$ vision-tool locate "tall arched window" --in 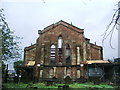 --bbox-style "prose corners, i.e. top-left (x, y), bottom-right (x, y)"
top-left (66, 44), bottom-right (70, 64)
top-left (58, 36), bottom-right (63, 48)
top-left (50, 44), bottom-right (56, 64)
top-left (58, 35), bottom-right (63, 63)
